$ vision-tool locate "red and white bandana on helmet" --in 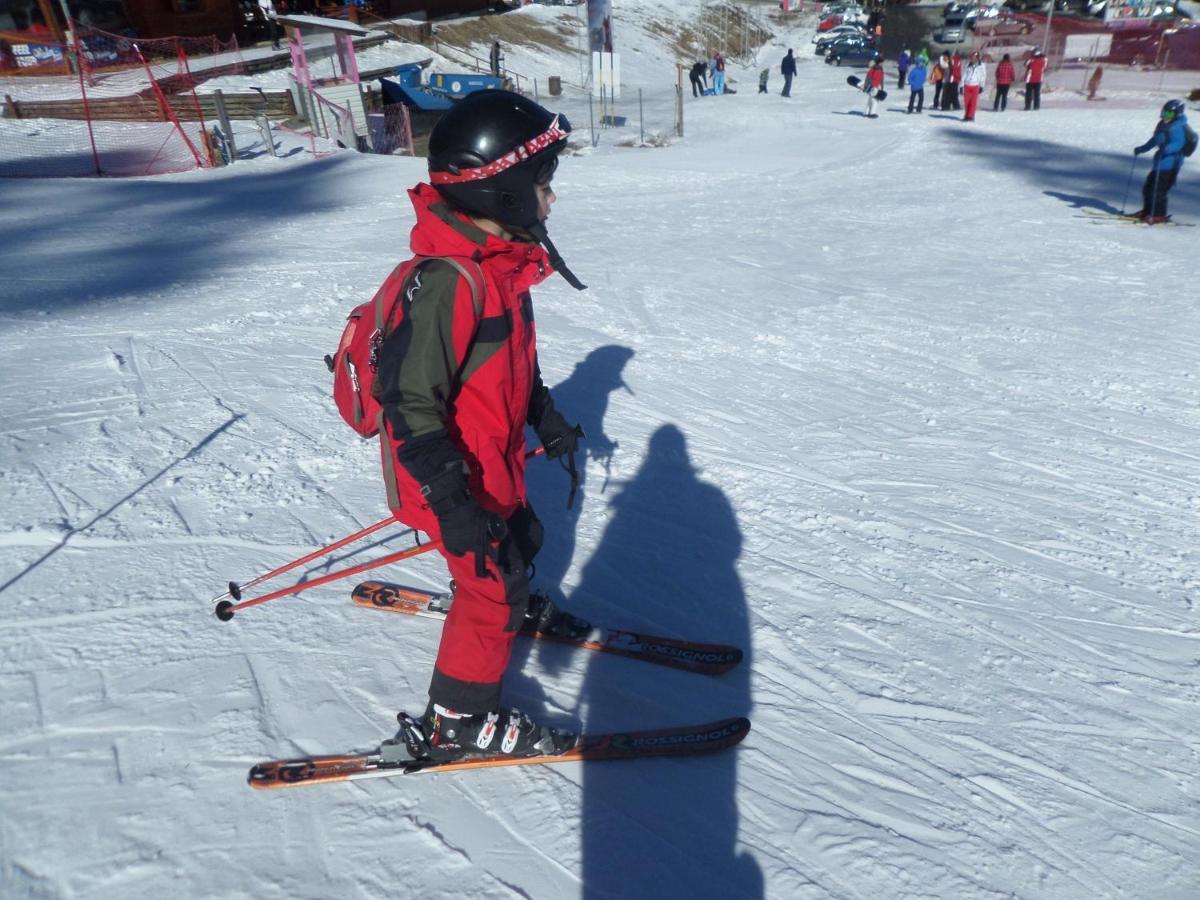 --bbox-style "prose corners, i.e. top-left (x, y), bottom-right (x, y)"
top-left (430, 116), bottom-right (569, 185)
